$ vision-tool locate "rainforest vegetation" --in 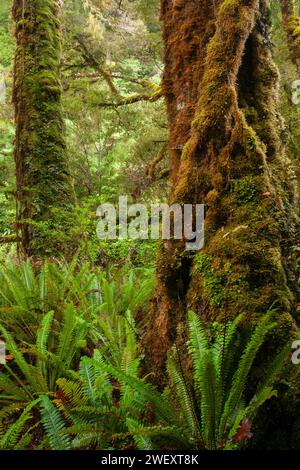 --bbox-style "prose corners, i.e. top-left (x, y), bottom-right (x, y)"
top-left (0, 0), bottom-right (299, 451)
